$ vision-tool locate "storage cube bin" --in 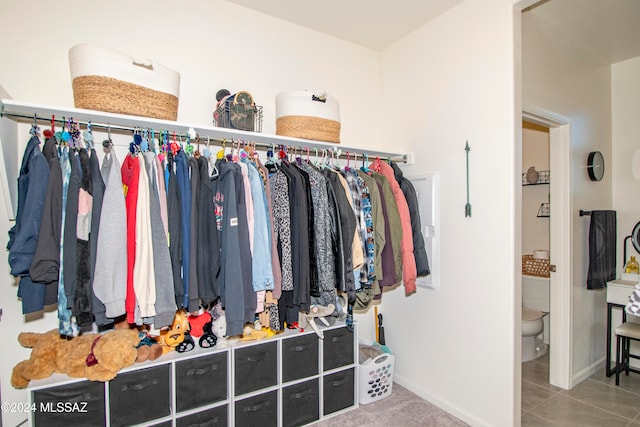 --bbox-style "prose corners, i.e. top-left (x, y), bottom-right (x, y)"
top-left (234, 390), bottom-right (278, 427)
top-left (282, 333), bottom-right (319, 382)
top-left (175, 352), bottom-right (228, 412)
top-left (234, 341), bottom-right (277, 396)
top-left (323, 326), bottom-right (354, 371)
top-left (323, 368), bottom-right (355, 415)
top-left (358, 353), bottom-right (395, 404)
top-left (176, 405), bottom-right (228, 427)
top-left (32, 380), bottom-right (105, 427)
top-left (108, 364), bottom-right (170, 426)
top-left (69, 43), bottom-right (180, 120)
top-left (282, 378), bottom-right (319, 427)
